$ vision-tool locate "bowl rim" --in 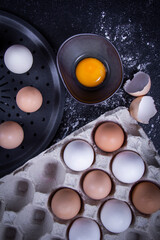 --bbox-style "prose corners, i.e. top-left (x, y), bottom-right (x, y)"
top-left (56, 33), bottom-right (123, 105)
